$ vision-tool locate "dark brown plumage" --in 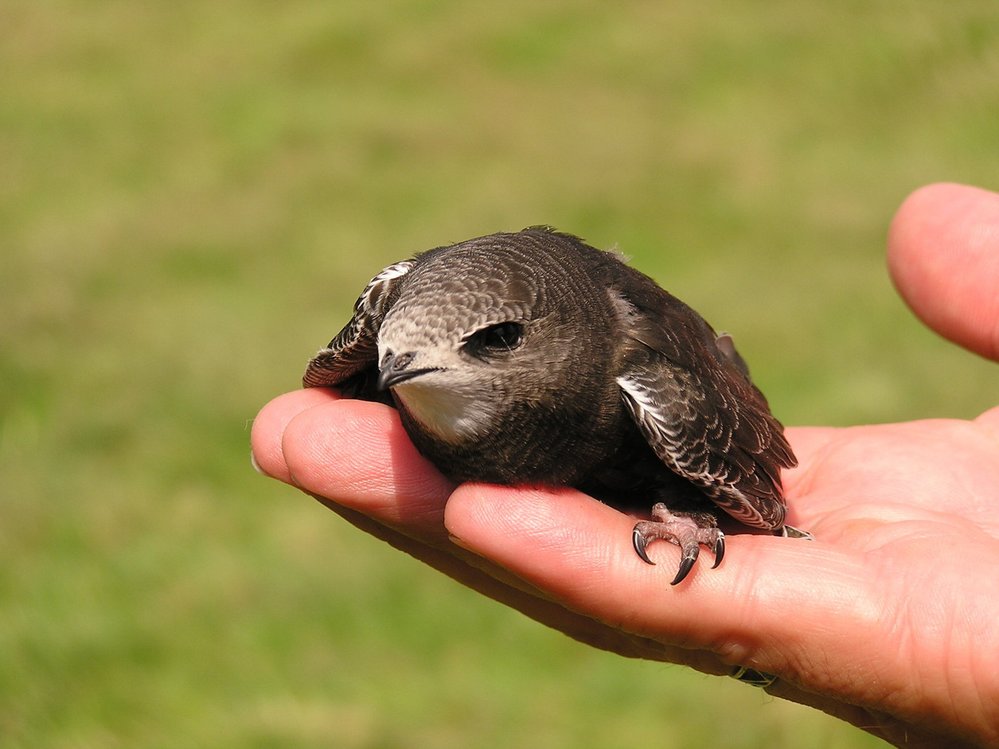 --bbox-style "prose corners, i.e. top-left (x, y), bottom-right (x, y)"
top-left (304, 228), bottom-right (805, 584)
